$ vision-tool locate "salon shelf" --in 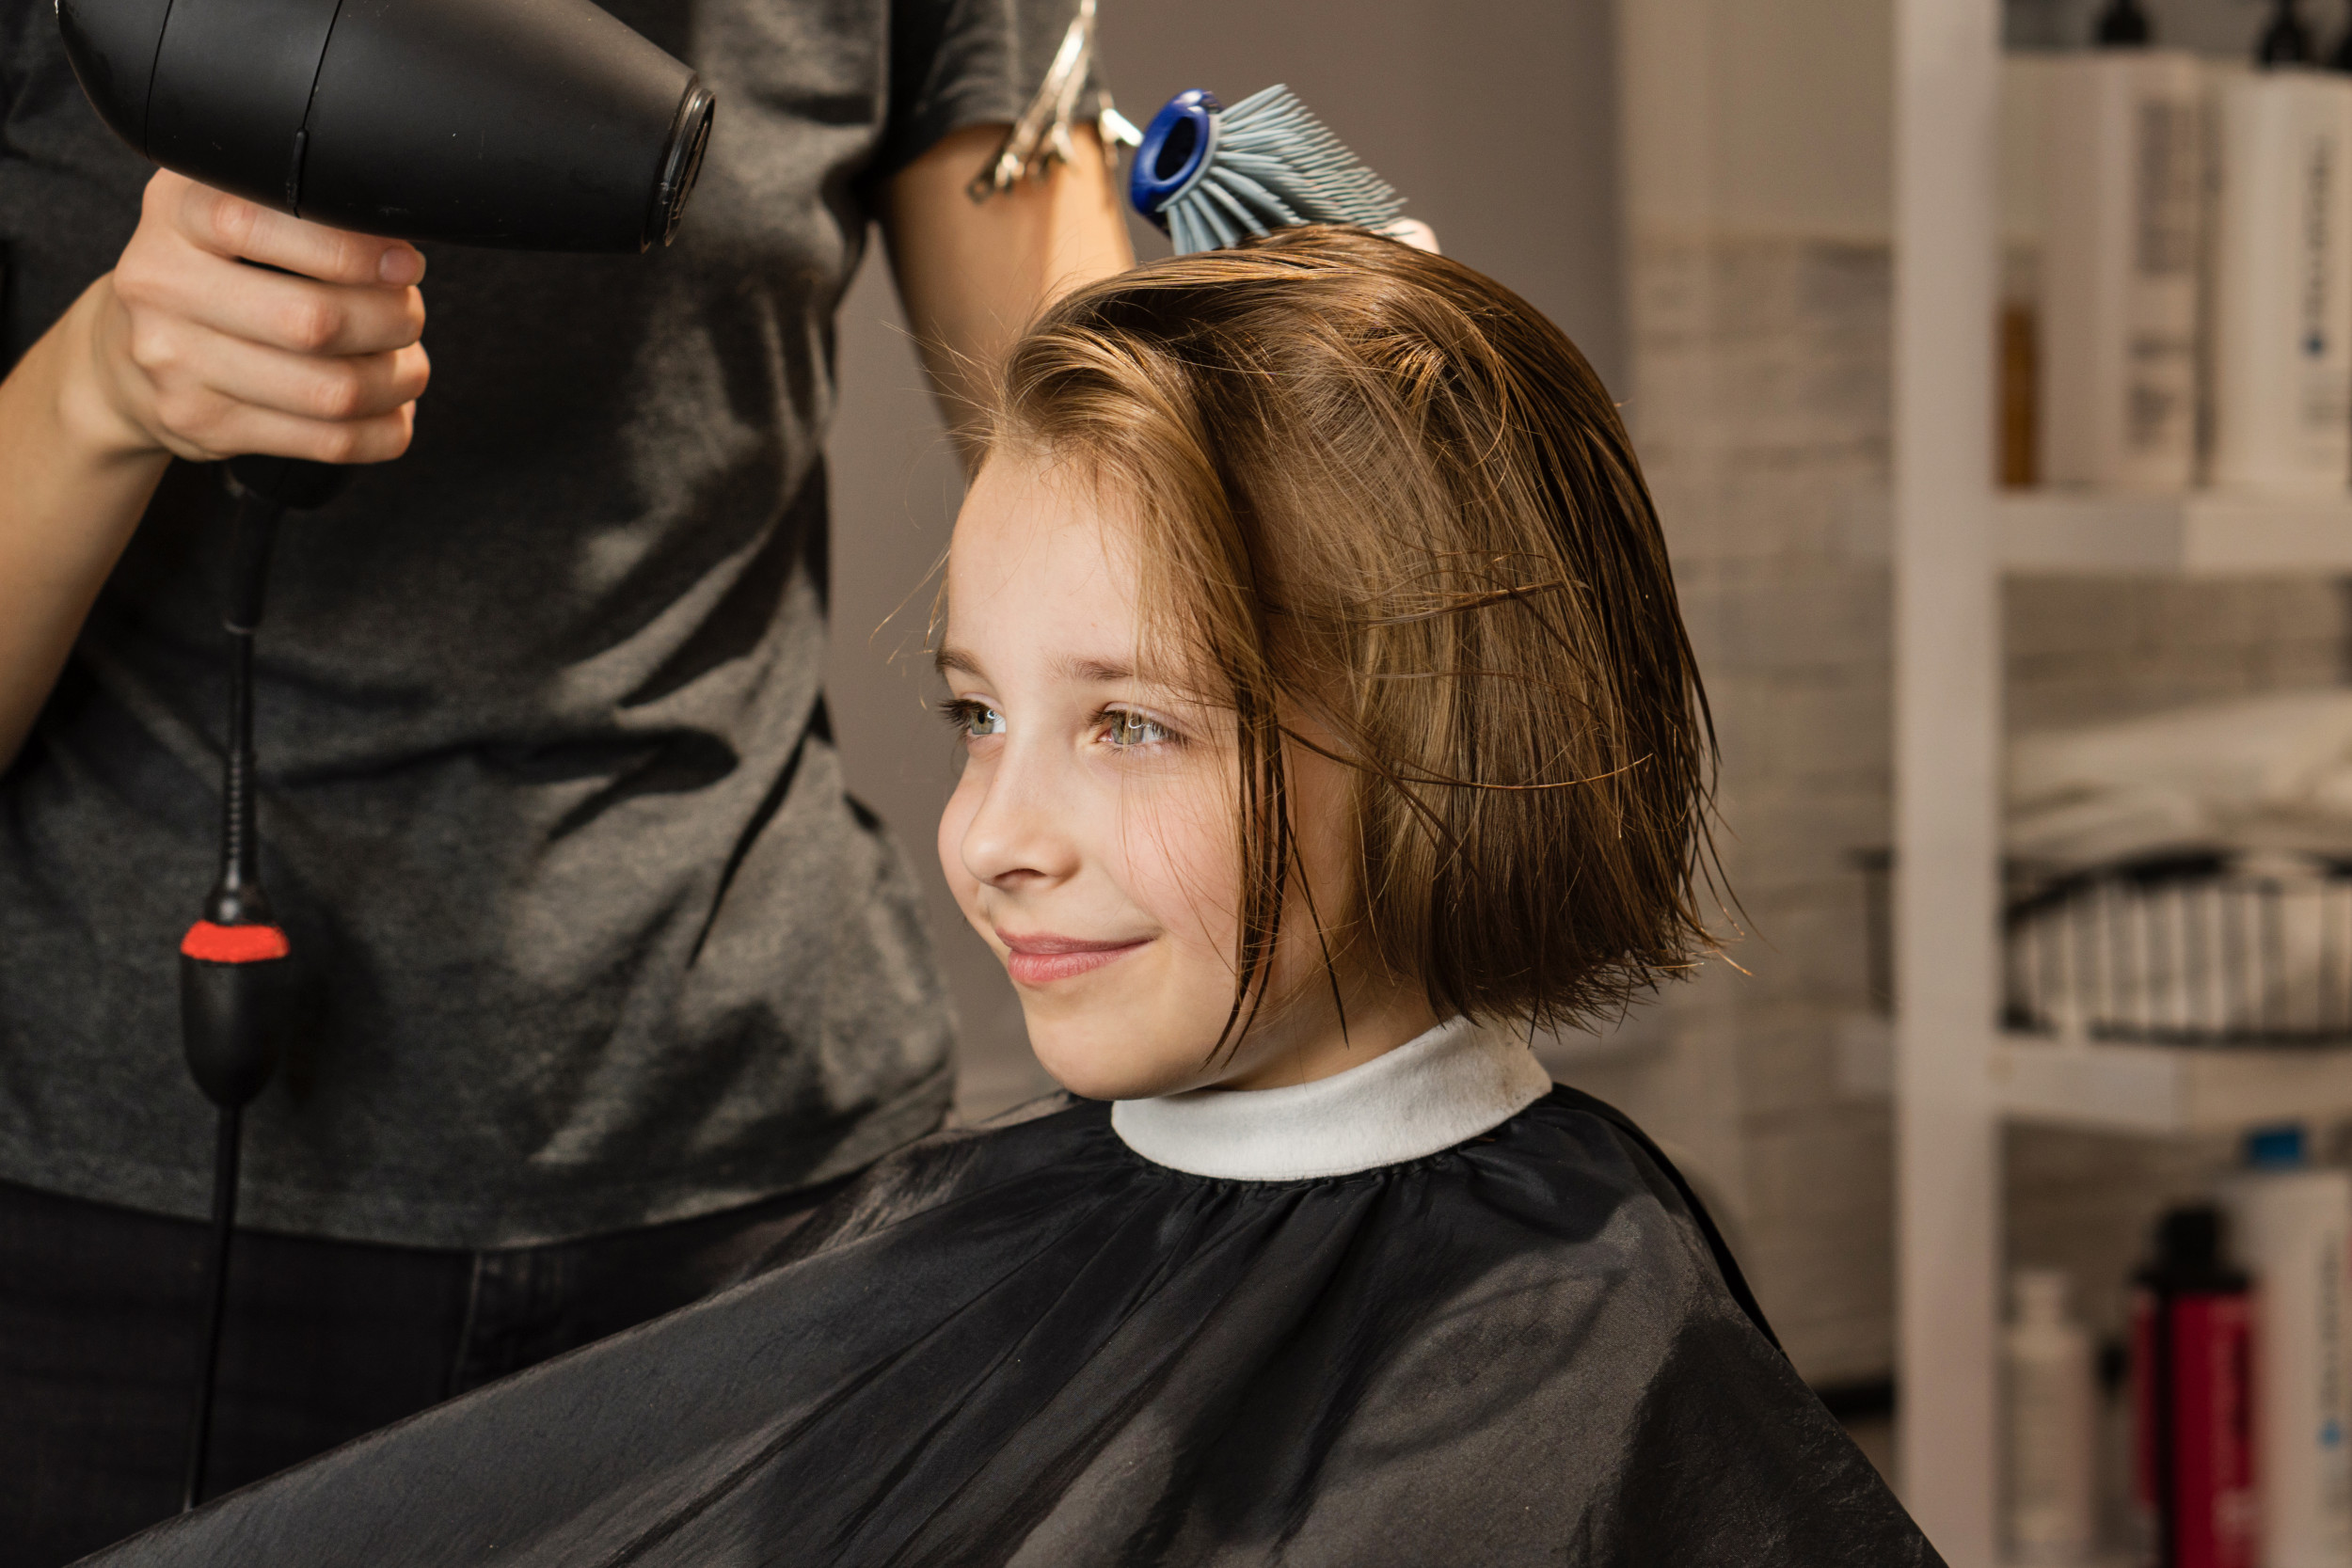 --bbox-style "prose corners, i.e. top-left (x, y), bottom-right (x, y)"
top-left (1992, 1030), bottom-right (2352, 1135)
top-left (1872, 16), bottom-right (2352, 1555)
top-left (1998, 490), bottom-right (2352, 576)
